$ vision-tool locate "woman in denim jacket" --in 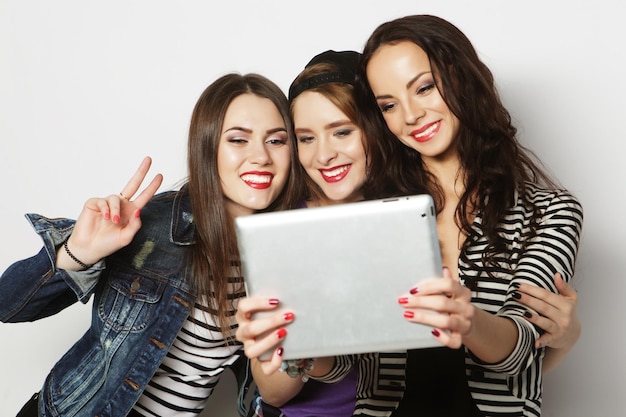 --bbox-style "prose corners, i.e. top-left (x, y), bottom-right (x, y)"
top-left (0, 72), bottom-right (303, 417)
